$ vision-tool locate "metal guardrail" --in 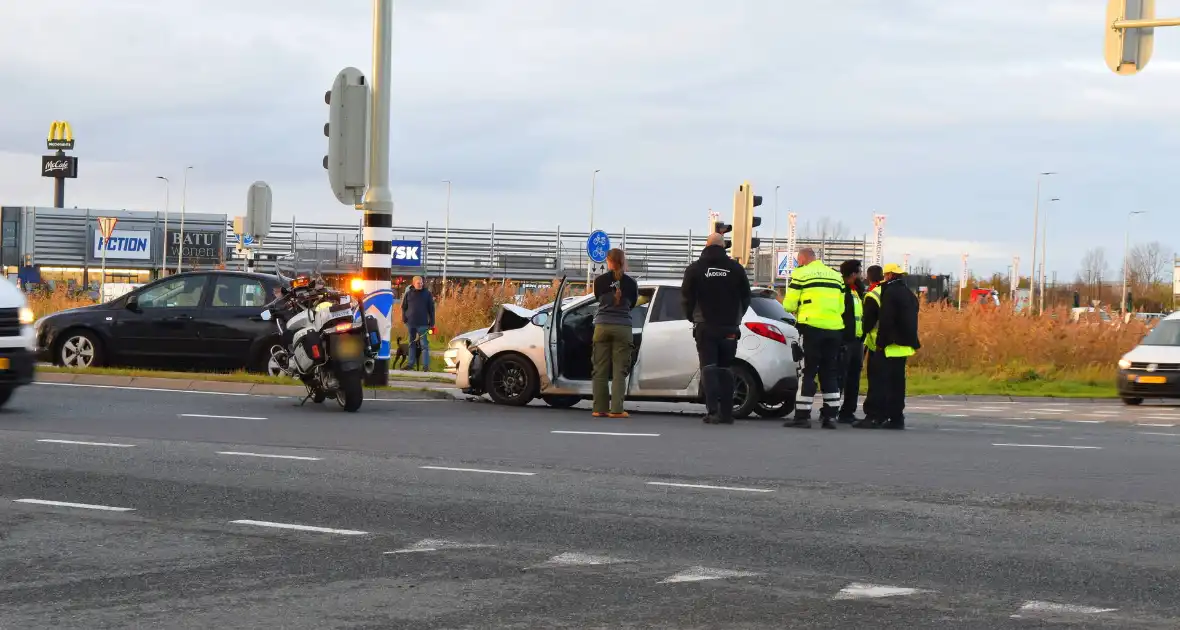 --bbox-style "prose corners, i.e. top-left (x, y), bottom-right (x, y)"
top-left (228, 220), bottom-right (868, 282)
